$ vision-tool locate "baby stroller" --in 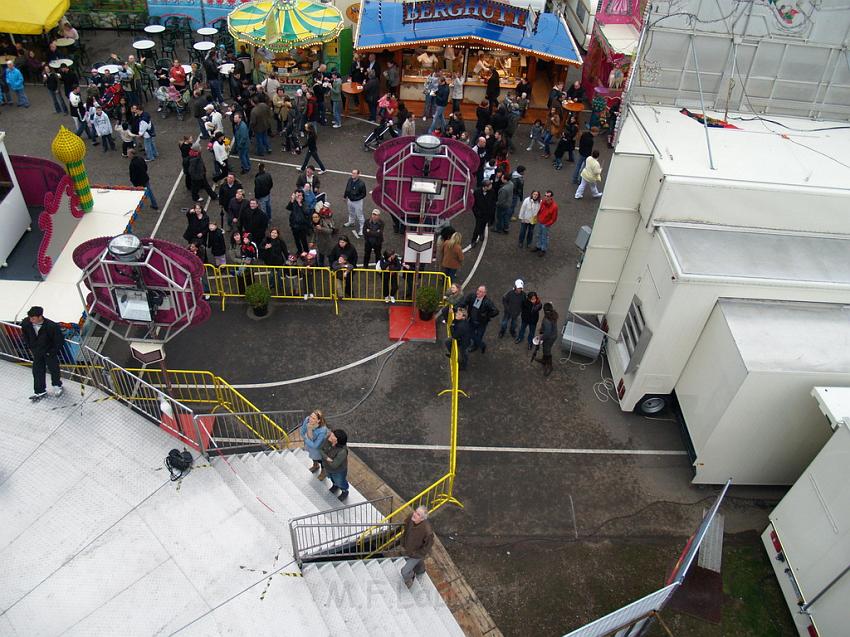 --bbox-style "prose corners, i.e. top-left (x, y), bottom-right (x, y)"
top-left (363, 118), bottom-right (398, 151)
top-left (98, 82), bottom-right (124, 120)
top-left (156, 84), bottom-right (190, 120)
top-left (282, 116), bottom-right (302, 155)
